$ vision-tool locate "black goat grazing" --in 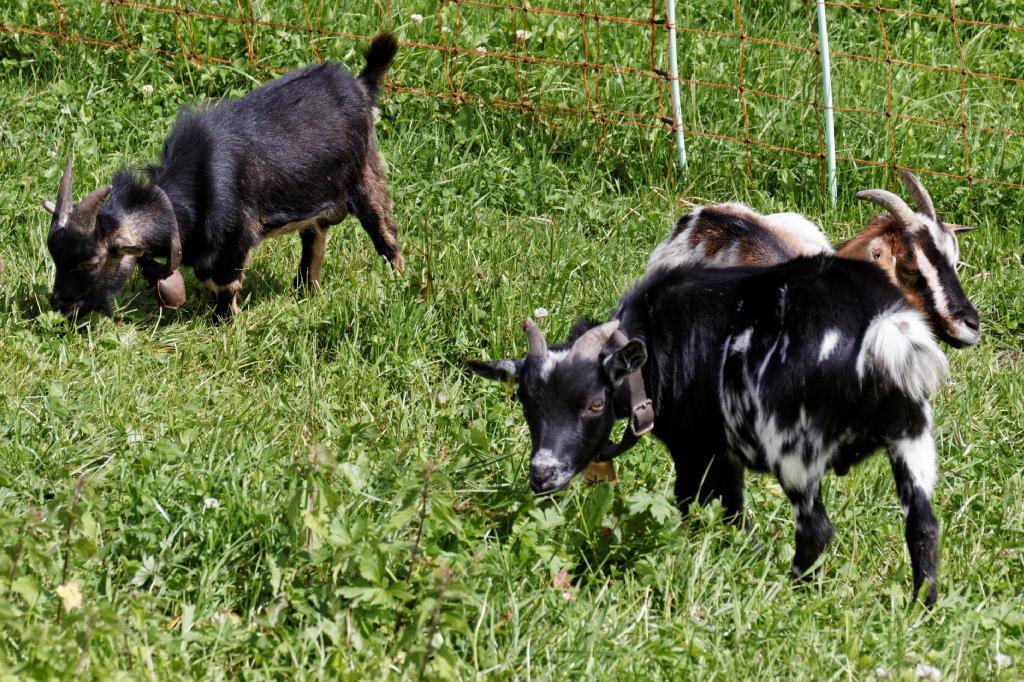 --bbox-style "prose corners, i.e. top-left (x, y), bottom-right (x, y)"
top-left (43, 34), bottom-right (403, 319)
top-left (470, 255), bottom-right (950, 605)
